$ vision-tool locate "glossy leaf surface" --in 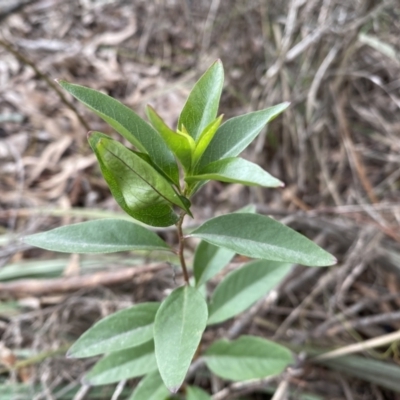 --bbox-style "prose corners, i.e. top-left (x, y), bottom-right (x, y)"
top-left (178, 60), bottom-right (224, 141)
top-left (204, 336), bottom-right (293, 381)
top-left (68, 303), bottom-right (160, 358)
top-left (84, 340), bottom-right (157, 385)
top-left (190, 213), bottom-right (336, 267)
top-left (129, 370), bottom-right (170, 400)
top-left (187, 386), bottom-right (211, 400)
top-left (208, 260), bottom-right (292, 325)
top-left (24, 219), bottom-right (170, 253)
top-left (154, 286), bottom-right (208, 392)
top-left (197, 103), bottom-right (290, 169)
top-left (89, 132), bottom-right (191, 226)
top-left (146, 105), bottom-right (194, 171)
top-left (59, 81), bottom-right (179, 185)
top-left (187, 157), bottom-right (283, 187)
